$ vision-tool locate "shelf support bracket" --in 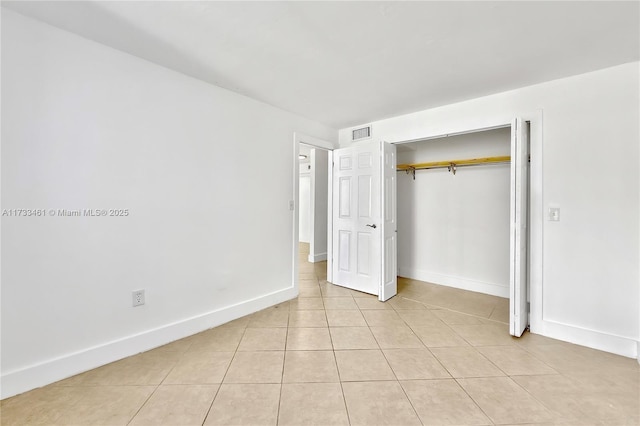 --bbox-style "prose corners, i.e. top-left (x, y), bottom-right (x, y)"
top-left (404, 166), bottom-right (416, 180)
